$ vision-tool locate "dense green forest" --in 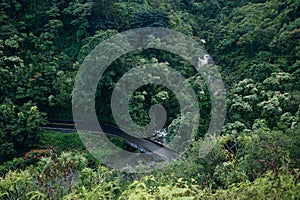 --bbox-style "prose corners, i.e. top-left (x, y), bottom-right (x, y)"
top-left (0, 0), bottom-right (299, 199)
